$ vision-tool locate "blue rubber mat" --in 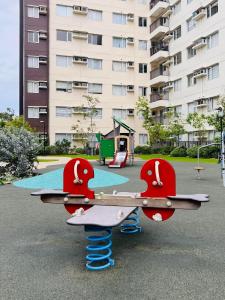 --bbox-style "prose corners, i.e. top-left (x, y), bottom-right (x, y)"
top-left (13, 168), bottom-right (129, 190)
